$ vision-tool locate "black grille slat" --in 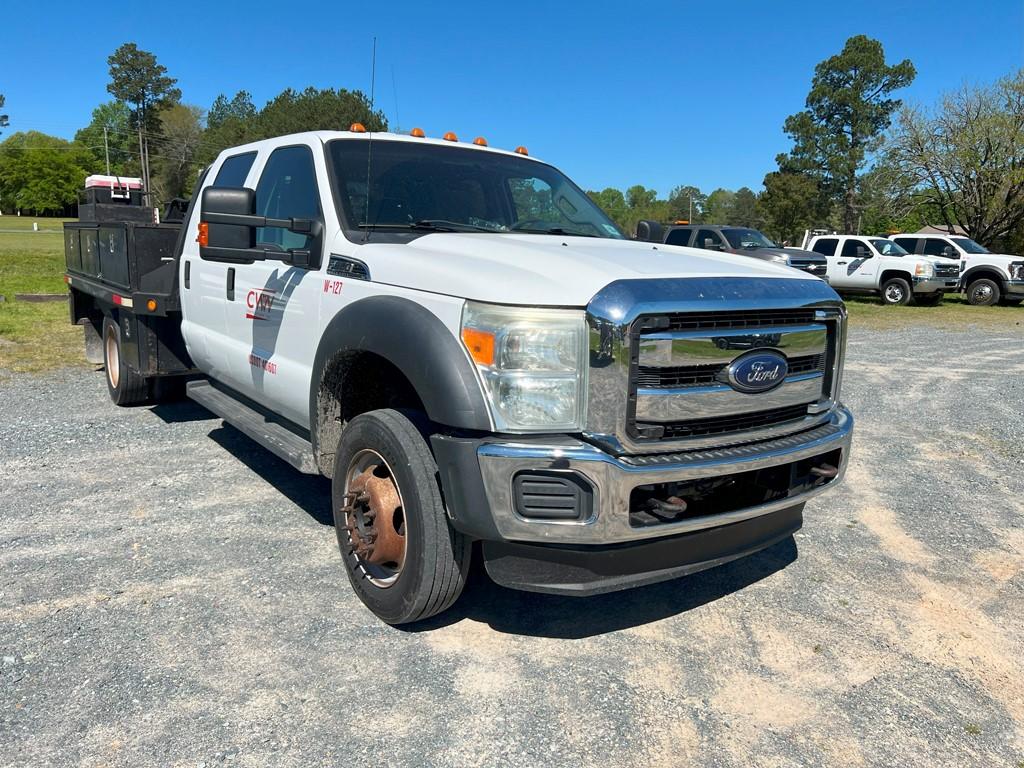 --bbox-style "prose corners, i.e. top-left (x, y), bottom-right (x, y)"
top-left (645, 404), bottom-right (812, 440)
top-left (637, 353), bottom-right (824, 389)
top-left (664, 309), bottom-right (817, 332)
